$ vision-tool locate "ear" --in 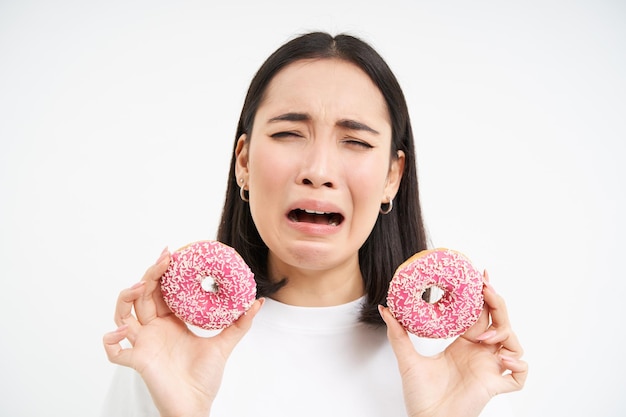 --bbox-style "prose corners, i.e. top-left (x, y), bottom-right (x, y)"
top-left (383, 150), bottom-right (405, 202)
top-left (234, 134), bottom-right (249, 181)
